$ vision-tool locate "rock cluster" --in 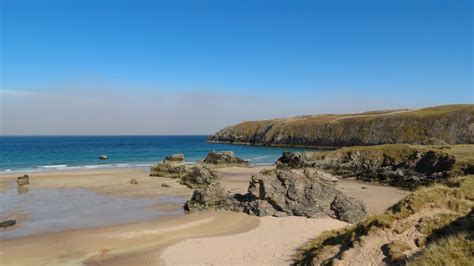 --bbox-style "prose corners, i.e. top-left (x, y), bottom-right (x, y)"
top-left (17, 175), bottom-right (30, 186)
top-left (203, 151), bottom-right (249, 167)
top-left (180, 165), bottom-right (221, 189)
top-left (277, 147), bottom-right (457, 188)
top-left (150, 154), bottom-right (187, 178)
top-left (184, 168), bottom-right (368, 223)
